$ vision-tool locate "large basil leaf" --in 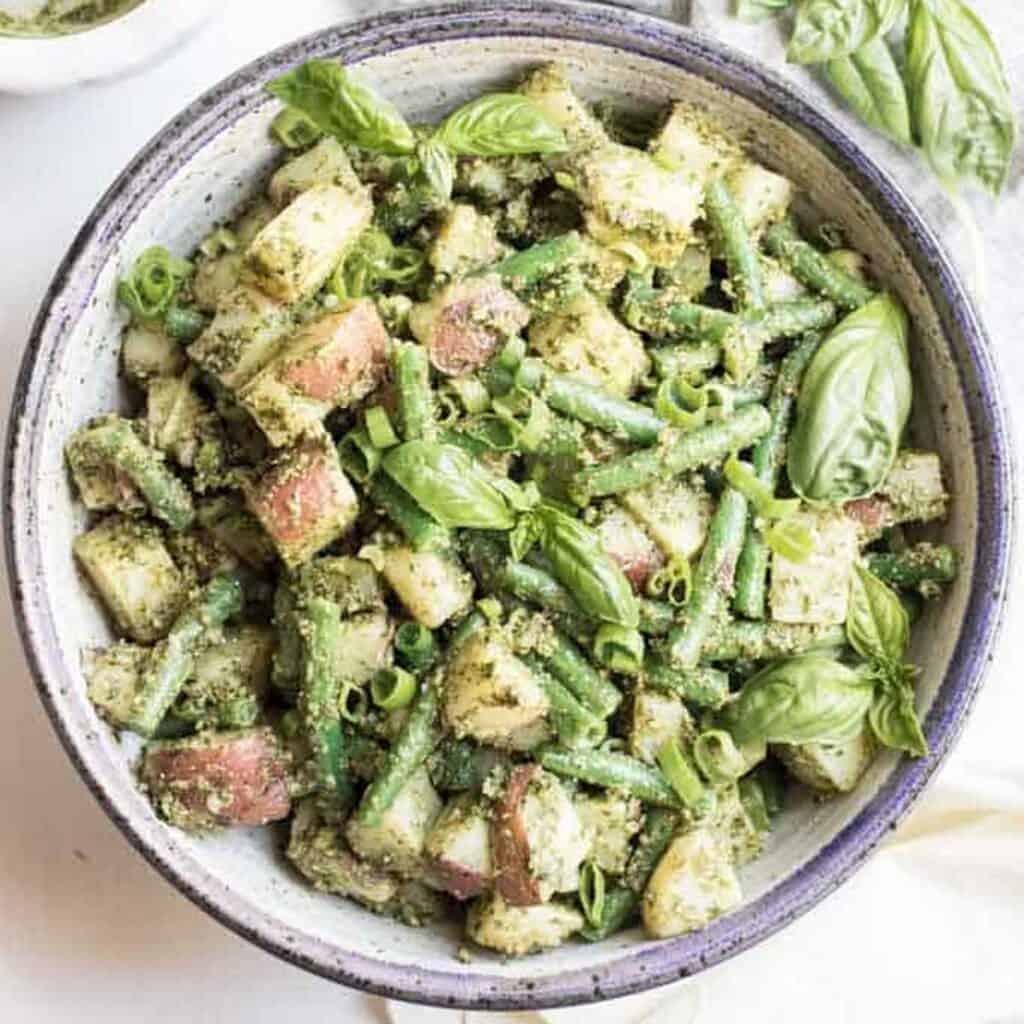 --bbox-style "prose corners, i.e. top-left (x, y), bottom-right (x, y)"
top-left (416, 138), bottom-right (456, 201)
top-left (869, 674), bottom-right (929, 756)
top-left (787, 292), bottom-right (911, 503)
top-left (846, 564), bottom-right (909, 661)
top-left (267, 60), bottom-right (416, 155)
top-left (436, 94), bottom-right (568, 156)
top-left (906, 0), bottom-right (1016, 195)
top-left (726, 654), bottom-right (874, 745)
top-left (538, 505), bottom-right (638, 628)
top-left (382, 441), bottom-right (515, 529)
top-left (825, 35), bottom-right (913, 145)
top-left (789, 0), bottom-right (906, 64)
top-left (735, 0), bottom-right (794, 22)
